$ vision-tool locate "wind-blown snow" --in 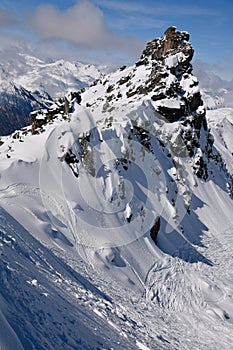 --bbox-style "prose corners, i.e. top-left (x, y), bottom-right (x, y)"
top-left (0, 99), bottom-right (233, 349)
